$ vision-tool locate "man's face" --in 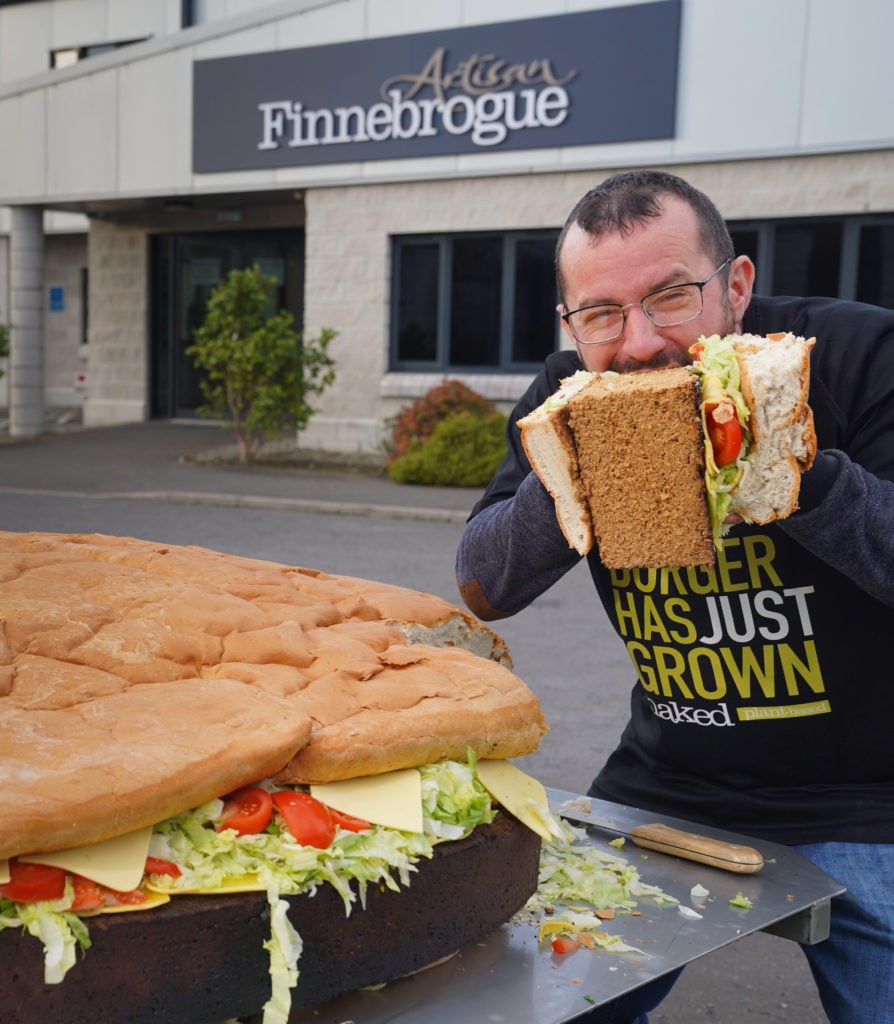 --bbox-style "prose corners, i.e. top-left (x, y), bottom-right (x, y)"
top-left (557, 196), bottom-right (754, 373)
